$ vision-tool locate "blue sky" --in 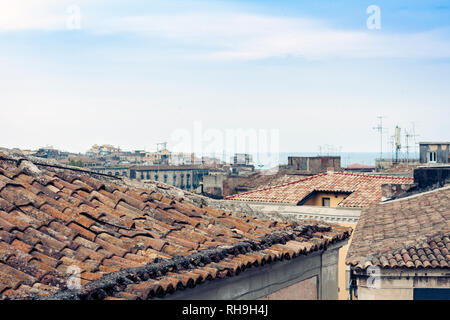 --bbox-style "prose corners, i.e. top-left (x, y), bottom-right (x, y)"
top-left (0, 0), bottom-right (449, 157)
